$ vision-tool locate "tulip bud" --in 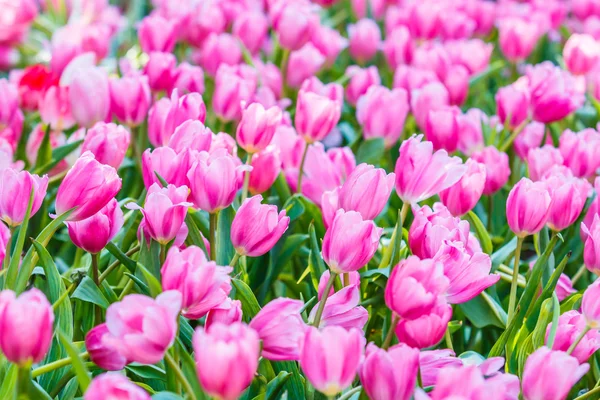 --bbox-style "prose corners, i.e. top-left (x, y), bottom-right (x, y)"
top-left (109, 75), bottom-right (151, 127)
top-left (425, 106), bottom-right (461, 152)
top-left (0, 288), bottom-right (54, 366)
top-left (144, 52), bottom-right (177, 92)
top-left (205, 298), bottom-right (242, 330)
top-left (410, 82), bottom-right (450, 131)
top-left (271, 0), bottom-right (318, 51)
top-left (213, 65), bottom-right (258, 122)
top-left (85, 324), bottom-right (128, 371)
top-left (85, 374), bottom-right (150, 400)
top-left (173, 62), bottom-right (205, 95)
top-left (385, 256), bottom-right (449, 320)
top-left (69, 66), bottom-right (110, 128)
top-left (544, 172), bottom-right (590, 231)
top-left (311, 25), bottom-right (349, 67)
top-left (148, 91), bottom-right (207, 147)
top-left (394, 135), bottom-right (467, 204)
top-left (495, 83), bottom-right (530, 129)
top-left (194, 323), bottom-right (260, 400)
top-left (522, 347), bottom-right (589, 400)
top-left (248, 146), bottom-right (281, 195)
top-left (527, 145), bottom-right (564, 181)
top-left (199, 33), bottom-right (242, 76)
top-left (443, 64), bottom-right (469, 106)
top-left (439, 159), bottom-right (486, 217)
top-left (584, 215), bottom-right (600, 275)
top-left (419, 350), bottom-right (463, 387)
top-left (546, 311), bottom-right (600, 364)
top-left (583, 278), bottom-right (600, 328)
top-left (471, 146), bottom-right (511, 195)
top-left (498, 18), bottom-right (540, 62)
top-left (67, 199), bottom-right (123, 254)
top-left (56, 151), bottom-right (121, 221)
top-left (138, 14), bottom-right (177, 53)
top-left (322, 209), bottom-right (382, 274)
top-left (345, 66), bottom-right (380, 106)
top-left (348, 19), bottom-right (381, 63)
top-left (38, 85), bottom-right (75, 131)
top-left (506, 178), bottom-right (552, 237)
top-left (141, 146), bottom-right (191, 189)
top-left (395, 300), bottom-right (452, 349)
top-left (300, 326), bottom-right (365, 397)
top-left (232, 11), bottom-right (268, 55)
top-left (357, 85), bottom-right (409, 149)
top-left (309, 279), bottom-right (368, 331)
top-left (559, 128), bottom-right (600, 179)
top-left (359, 343), bottom-right (419, 400)
top-left (81, 122), bottom-right (130, 169)
top-left (564, 33), bottom-right (600, 75)
top-left (286, 44), bottom-right (326, 89)
top-left (383, 26), bottom-right (414, 70)
top-left (236, 103), bottom-right (282, 154)
top-left (168, 120), bottom-right (212, 153)
top-left (514, 121), bottom-right (546, 159)
top-left (0, 168), bottom-right (48, 227)
top-left (182, 0), bottom-right (227, 47)
top-left (295, 89), bottom-right (341, 144)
